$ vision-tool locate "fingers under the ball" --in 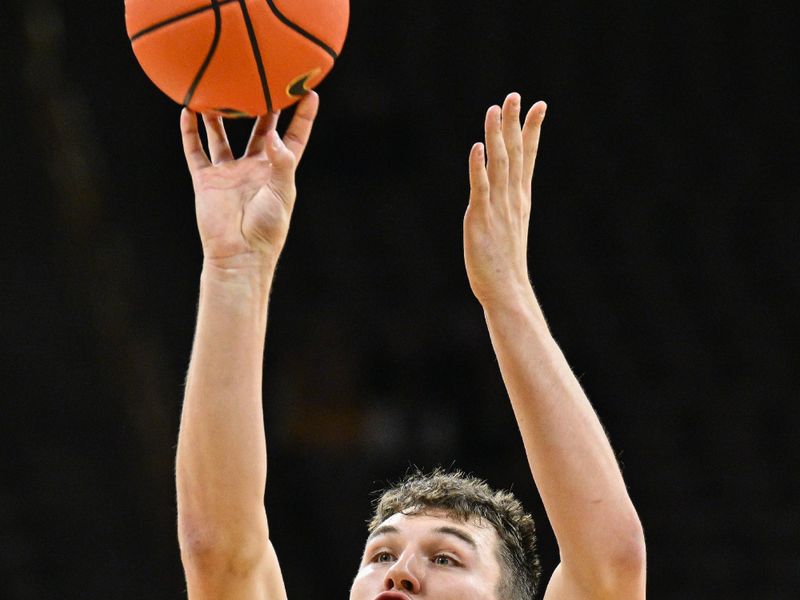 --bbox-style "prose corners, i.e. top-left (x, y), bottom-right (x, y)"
top-left (245, 111), bottom-right (280, 157)
top-left (502, 93), bottom-right (524, 185)
top-left (180, 108), bottom-right (210, 171)
top-left (485, 105), bottom-right (508, 195)
top-left (522, 101), bottom-right (547, 184)
top-left (201, 113), bottom-right (234, 164)
top-left (265, 130), bottom-right (297, 199)
top-left (282, 91), bottom-right (320, 164)
top-left (468, 142), bottom-right (489, 206)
